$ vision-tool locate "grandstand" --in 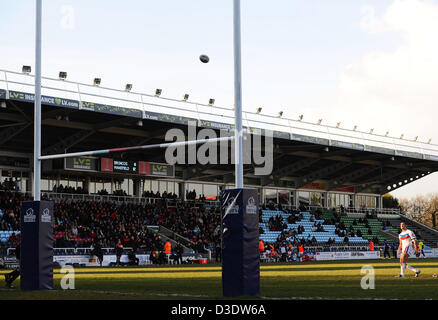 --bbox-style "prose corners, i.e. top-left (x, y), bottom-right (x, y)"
top-left (1, 68), bottom-right (438, 264)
